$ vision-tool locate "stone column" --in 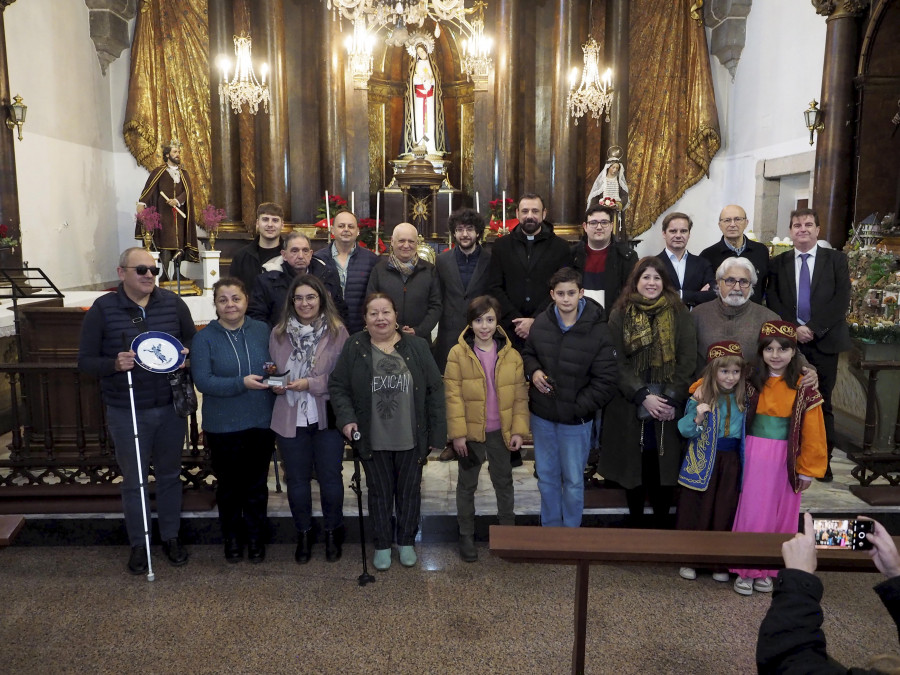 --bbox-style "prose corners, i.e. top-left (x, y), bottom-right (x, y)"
top-left (318, 7), bottom-right (348, 200)
top-left (811, 0), bottom-right (869, 248)
top-left (603, 0), bottom-right (630, 168)
top-left (251, 0), bottom-right (290, 218)
top-left (492, 0), bottom-right (518, 199)
top-left (549, 0), bottom-right (578, 223)
top-left (0, 0), bottom-right (22, 268)
top-left (209, 0), bottom-right (241, 220)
